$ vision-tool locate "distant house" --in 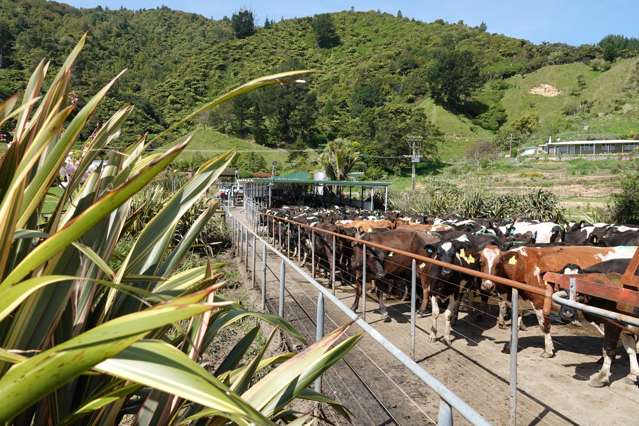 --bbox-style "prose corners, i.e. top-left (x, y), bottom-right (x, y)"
top-left (540, 139), bottom-right (639, 158)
